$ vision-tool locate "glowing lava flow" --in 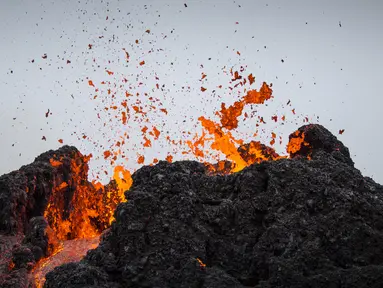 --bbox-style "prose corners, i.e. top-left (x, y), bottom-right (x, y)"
top-left (45, 156), bottom-right (132, 241)
top-left (32, 236), bottom-right (100, 288)
top-left (32, 156), bottom-right (132, 287)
